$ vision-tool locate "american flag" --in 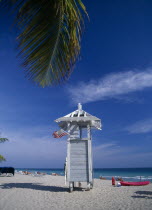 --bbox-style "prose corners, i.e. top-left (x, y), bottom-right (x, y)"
top-left (52, 129), bottom-right (68, 138)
